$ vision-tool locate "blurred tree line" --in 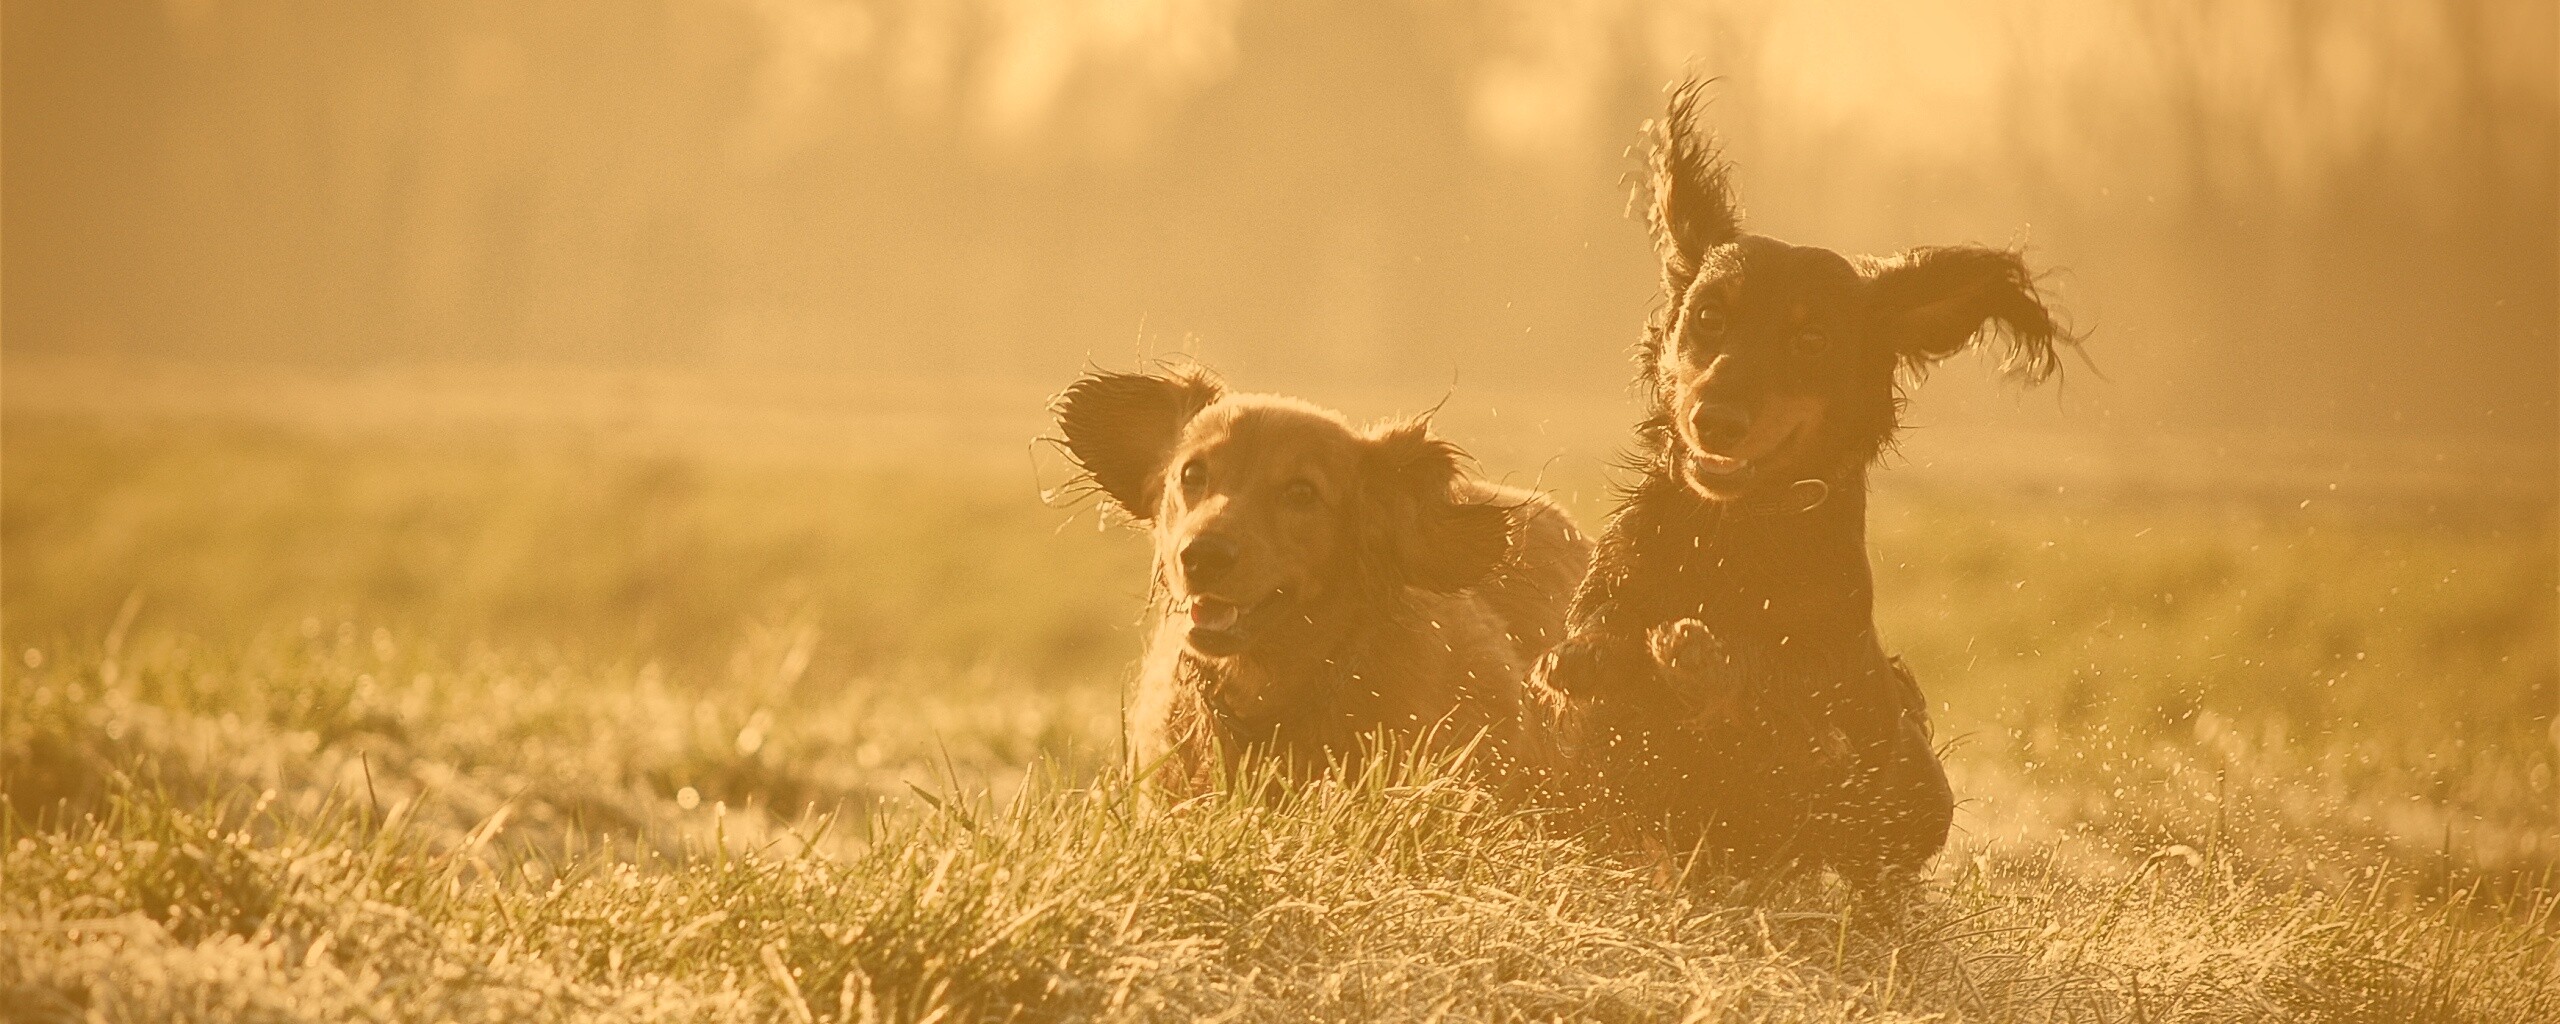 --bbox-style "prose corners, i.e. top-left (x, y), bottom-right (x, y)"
top-left (5, 0), bottom-right (2552, 445)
